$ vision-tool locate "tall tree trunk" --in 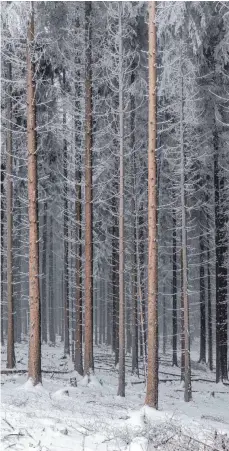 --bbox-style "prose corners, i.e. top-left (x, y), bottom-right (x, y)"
top-left (41, 200), bottom-right (47, 343)
top-left (106, 268), bottom-right (112, 347)
top-left (131, 79), bottom-right (138, 374)
top-left (199, 232), bottom-right (206, 363)
top-left (112, 193), bottom-right (119, 366)
top-left (162, 285), bottom-right (167, 355)
top-left (131, 213), bottom-right (138, 375)
top-left (207, 243), bottom-right (213, 371)
top-left (63, 68), bottom-right (70, 356)
top-left (139, 208), bottom-right (147, 359)
top-left (172, 210), bottom-right (178, 366)
top-left (117, 2), bottom-right (125, 397)
top-left (180, 62), bottom-right (191, 402)
top-left (1, 163), bottom-right (5, 346)
top-left (27, 3), bottom-right (41, 385)
top-left (15, 198), bottom-right (21, 343)
top-left (180, 249), bottom-right (185, 382)
top-left (214, 130), bottom-right (228, 382)
top-left (6, 51), bottom-right (15, 368)
top-left (75, 150), bottom-right (83, 375)
top-left (145, 0), bottom-right (158, 409)
top-left (136, 209), bottom-right (147, 378)
top-left (49, 214), bottom-right (55, 344)
top-left (99, 278), bottom-right (102, 345)
top-left (94, 278), bottom-right (98, 346)
top-left (84, 0), bottom-right (94, 375)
